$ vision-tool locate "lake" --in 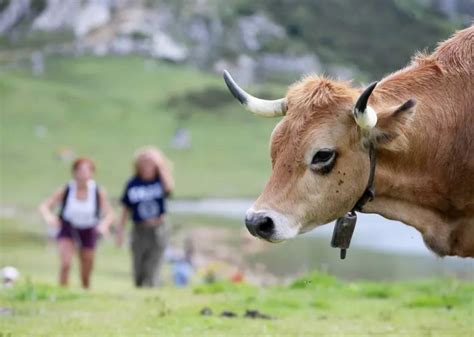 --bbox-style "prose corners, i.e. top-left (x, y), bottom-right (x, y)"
top-left (170, 198), bottom-right (474, 281)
